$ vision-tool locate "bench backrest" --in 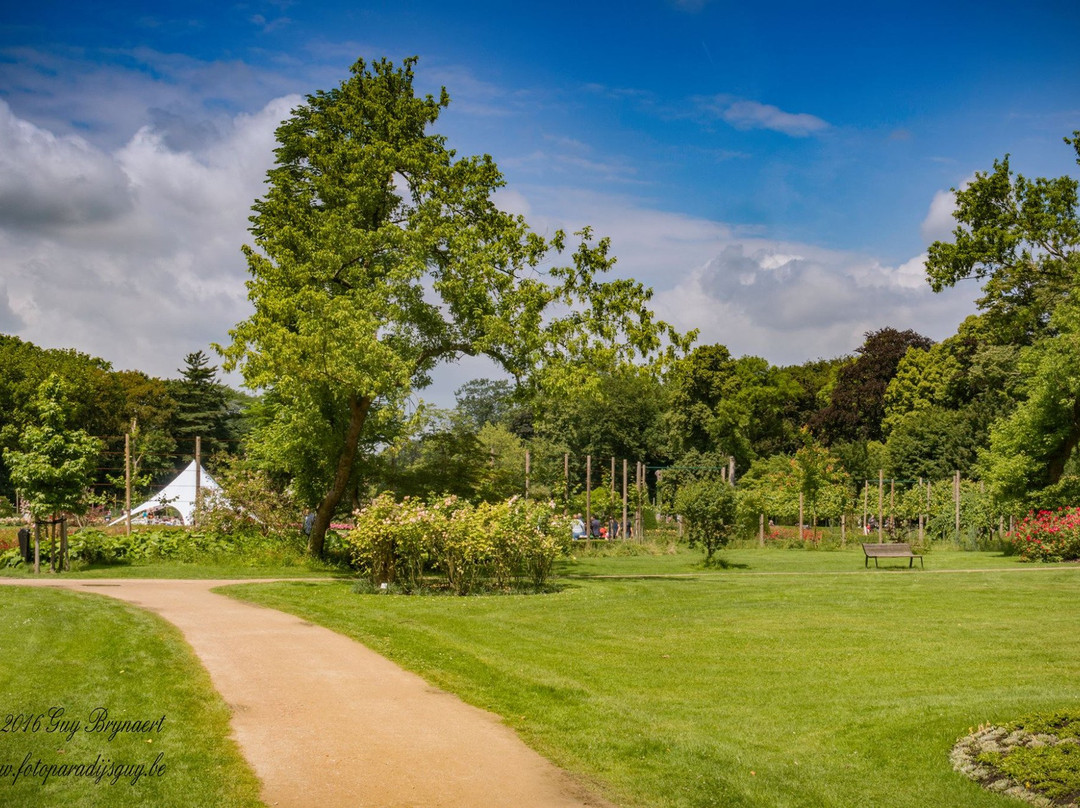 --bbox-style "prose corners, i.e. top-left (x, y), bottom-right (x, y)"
top-left (862, 542), bottom-right (915, 555)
